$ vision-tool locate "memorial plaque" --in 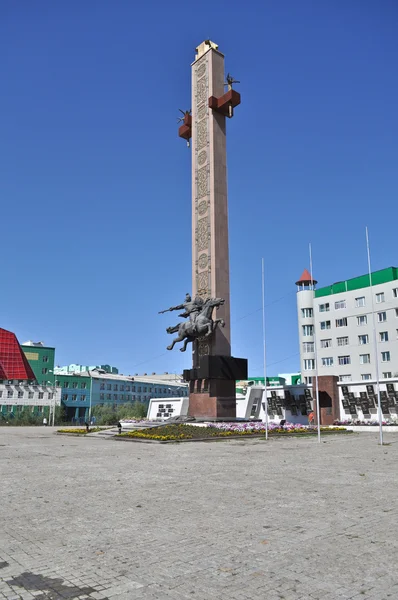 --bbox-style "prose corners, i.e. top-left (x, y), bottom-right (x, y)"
top-left (306, 400), bottom-right (312, 410)
top-left (348, 392), bottom-right (355, 401)
top-left (387, 383), bottom-right (395, 395)
top-left (349, 404), bottom-right (357, 415)
top-left (360, 401), bottom-right (370, 415)
top-left (367, 396), bottom-right (376, 408)
top-left (341, 385), bottom-right (349, 397)
top-left (304, 388), bottom-right (312, 400)
top-left (341, 397), bottom-right (350, 410)
top-left (276, 396), bottom-right (283, 407)
top-left (381, 400), bottom-right (389, 414)
top-left (387, 396), bottom-right (396, 408)
top-left (381, 391), bottom-right (388, 400)
top-left (366, 384), bottom-right (375, 396)
top-left (276, 407), bottom-right (283, 416)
